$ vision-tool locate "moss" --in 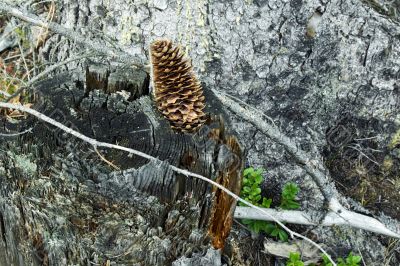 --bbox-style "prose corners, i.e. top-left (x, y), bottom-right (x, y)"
top-left (382, 156), bottom-right (394, 172)
top-left (389, 128), bottom-right (400, 149)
